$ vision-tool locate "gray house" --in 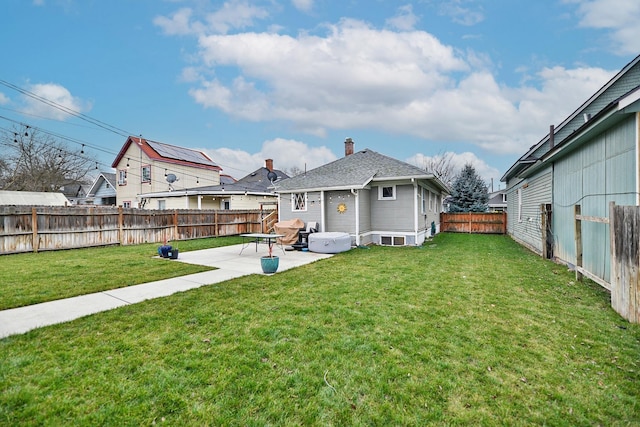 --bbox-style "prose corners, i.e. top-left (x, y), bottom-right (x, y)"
top-left (501, 54), bottom-right (640, 286)
top-left (87, 172), bottom-right (117, 206)
top-left (275, 139), bottom-right (449, 247)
